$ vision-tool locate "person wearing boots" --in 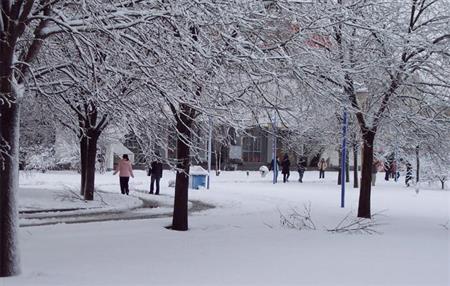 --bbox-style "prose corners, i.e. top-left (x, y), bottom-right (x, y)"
top-left (281, 153), bottom-right (291, 183)
top-left (148, 159), bottom-right (163, 195)
top-left (297, 159), bottom-right (306, 183)
top-left (113, 154), bottom-right (134, 195)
